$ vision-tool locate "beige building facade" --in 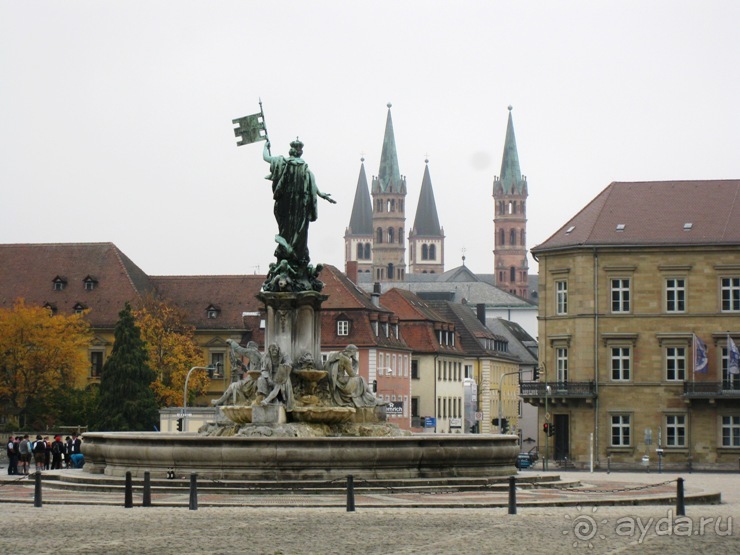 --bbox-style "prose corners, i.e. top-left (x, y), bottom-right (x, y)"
top-left (526, 180), bottom-right (740, 469)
